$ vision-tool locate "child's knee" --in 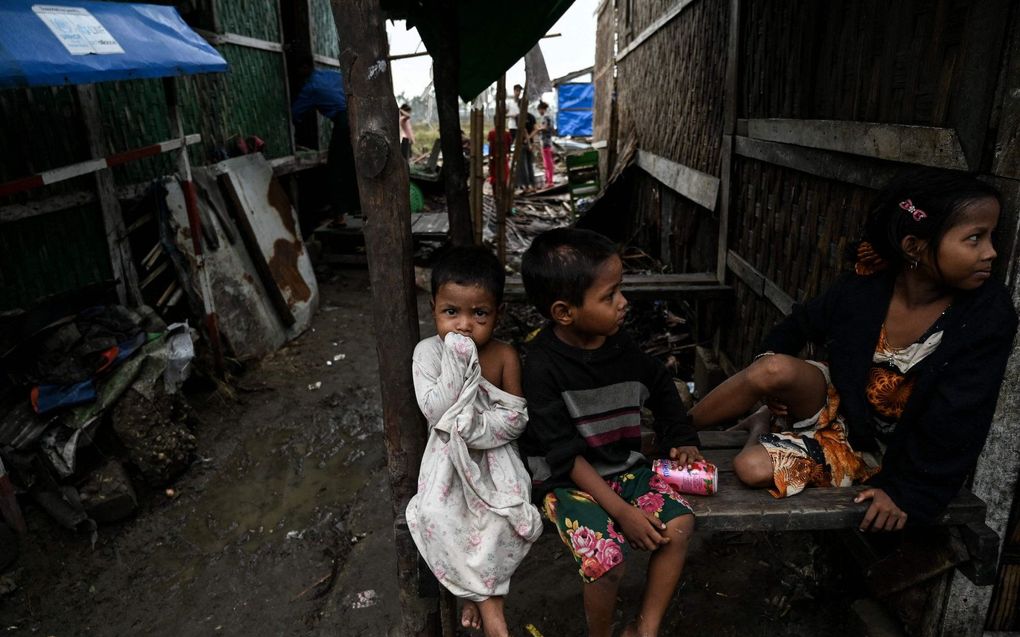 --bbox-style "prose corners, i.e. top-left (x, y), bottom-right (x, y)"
top-left (747, 354), bottom-right (798, 394)
top-left (665, 513), bottom-right (695, 546)
top-left (733, 448), bottom-right (773, 486)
